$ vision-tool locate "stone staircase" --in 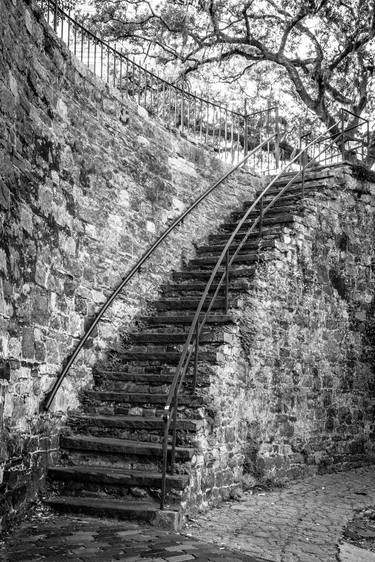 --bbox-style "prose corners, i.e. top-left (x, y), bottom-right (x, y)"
top-left (46, 169), bottom-right (335, 527)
